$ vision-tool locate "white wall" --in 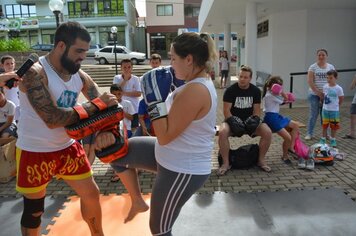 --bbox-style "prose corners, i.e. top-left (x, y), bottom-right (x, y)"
top-left (256, 21), bottom-right (272, 74)
top-left (306, 9), bottom-right (356, 97)
top-left (269, 10), bottom-right (308, 99)
top-left (254, 9), bottom-right (356, 99)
